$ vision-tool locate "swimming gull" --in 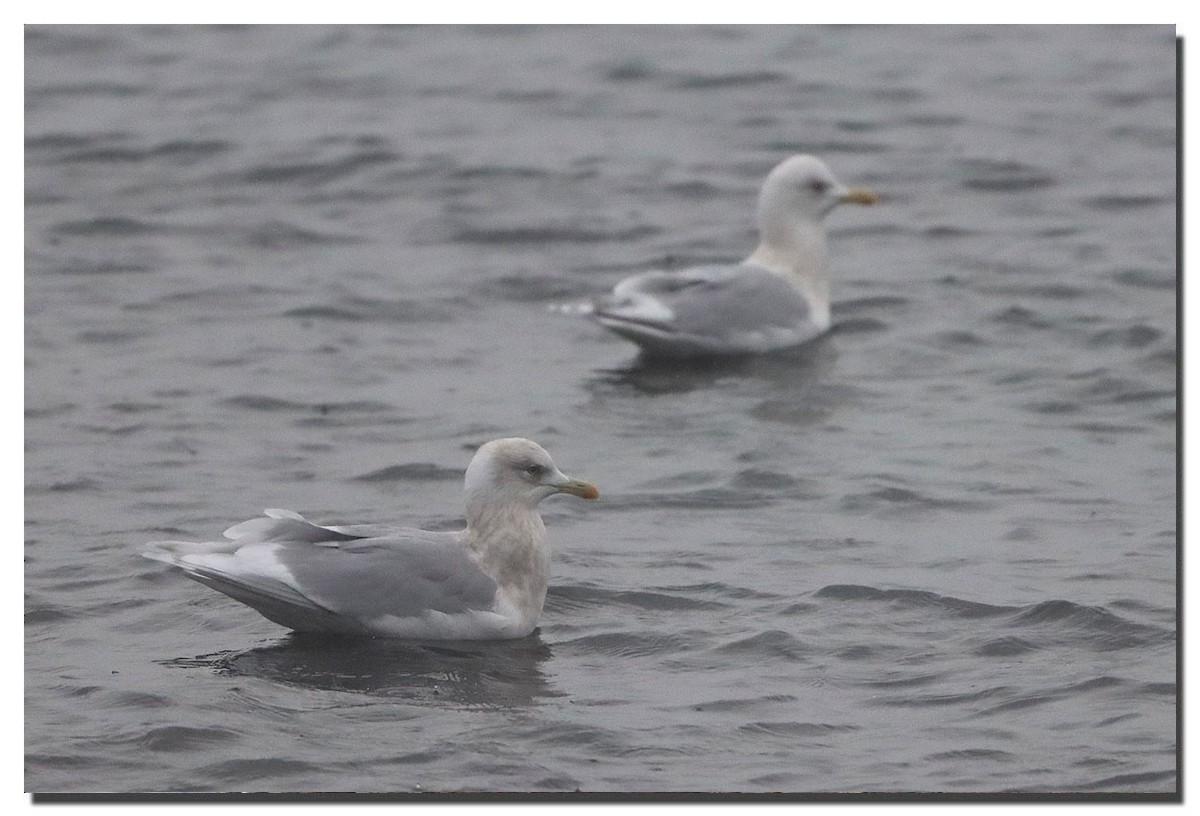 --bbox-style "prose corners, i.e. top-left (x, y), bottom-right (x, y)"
top-left (590, 154), bottom-right (877, 359)
top-left (142, 438), bottom-right (599, 640)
